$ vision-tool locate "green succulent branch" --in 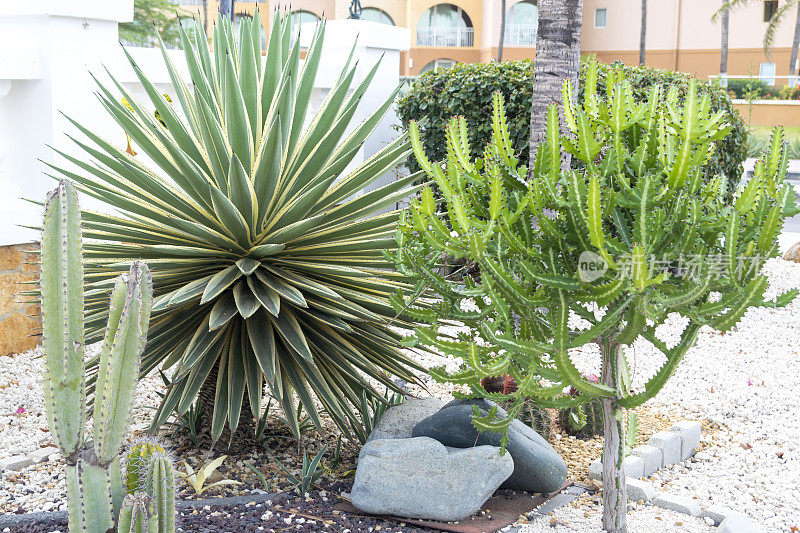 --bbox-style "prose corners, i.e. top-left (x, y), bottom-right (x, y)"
top-left (393, 59), bottom-right (799, 531)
